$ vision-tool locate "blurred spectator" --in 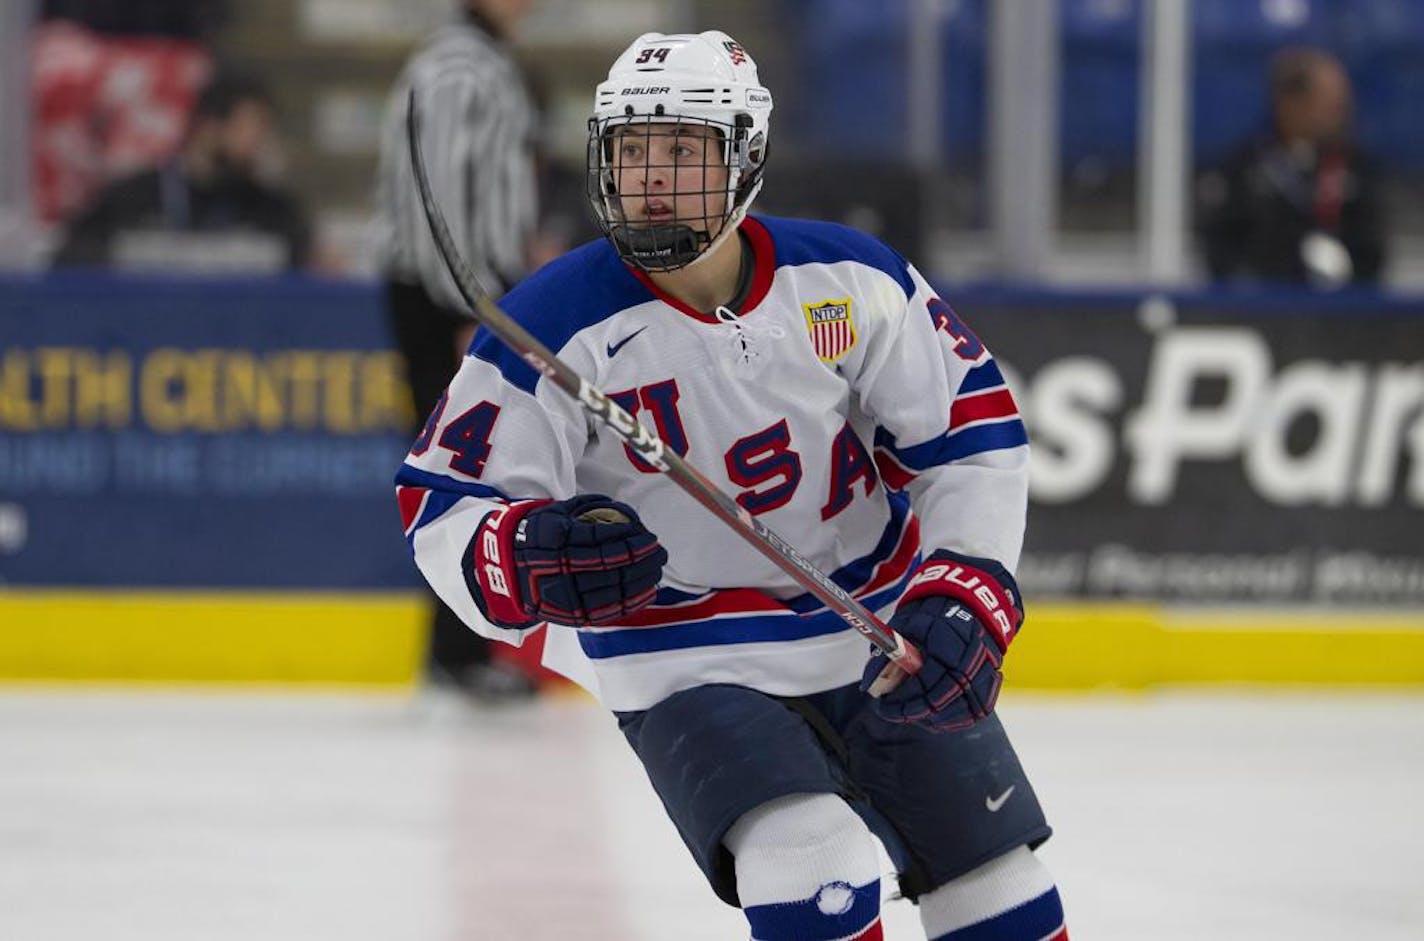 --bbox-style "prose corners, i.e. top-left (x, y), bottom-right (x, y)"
top-left (373, 0), bottom-right (540, 702)
top-left (51, 70), bottom-right (313, 273)
top-left (31, 1), bottom-right (229, 223)
top-left (1197, 47), bottom-right (1386, 289)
